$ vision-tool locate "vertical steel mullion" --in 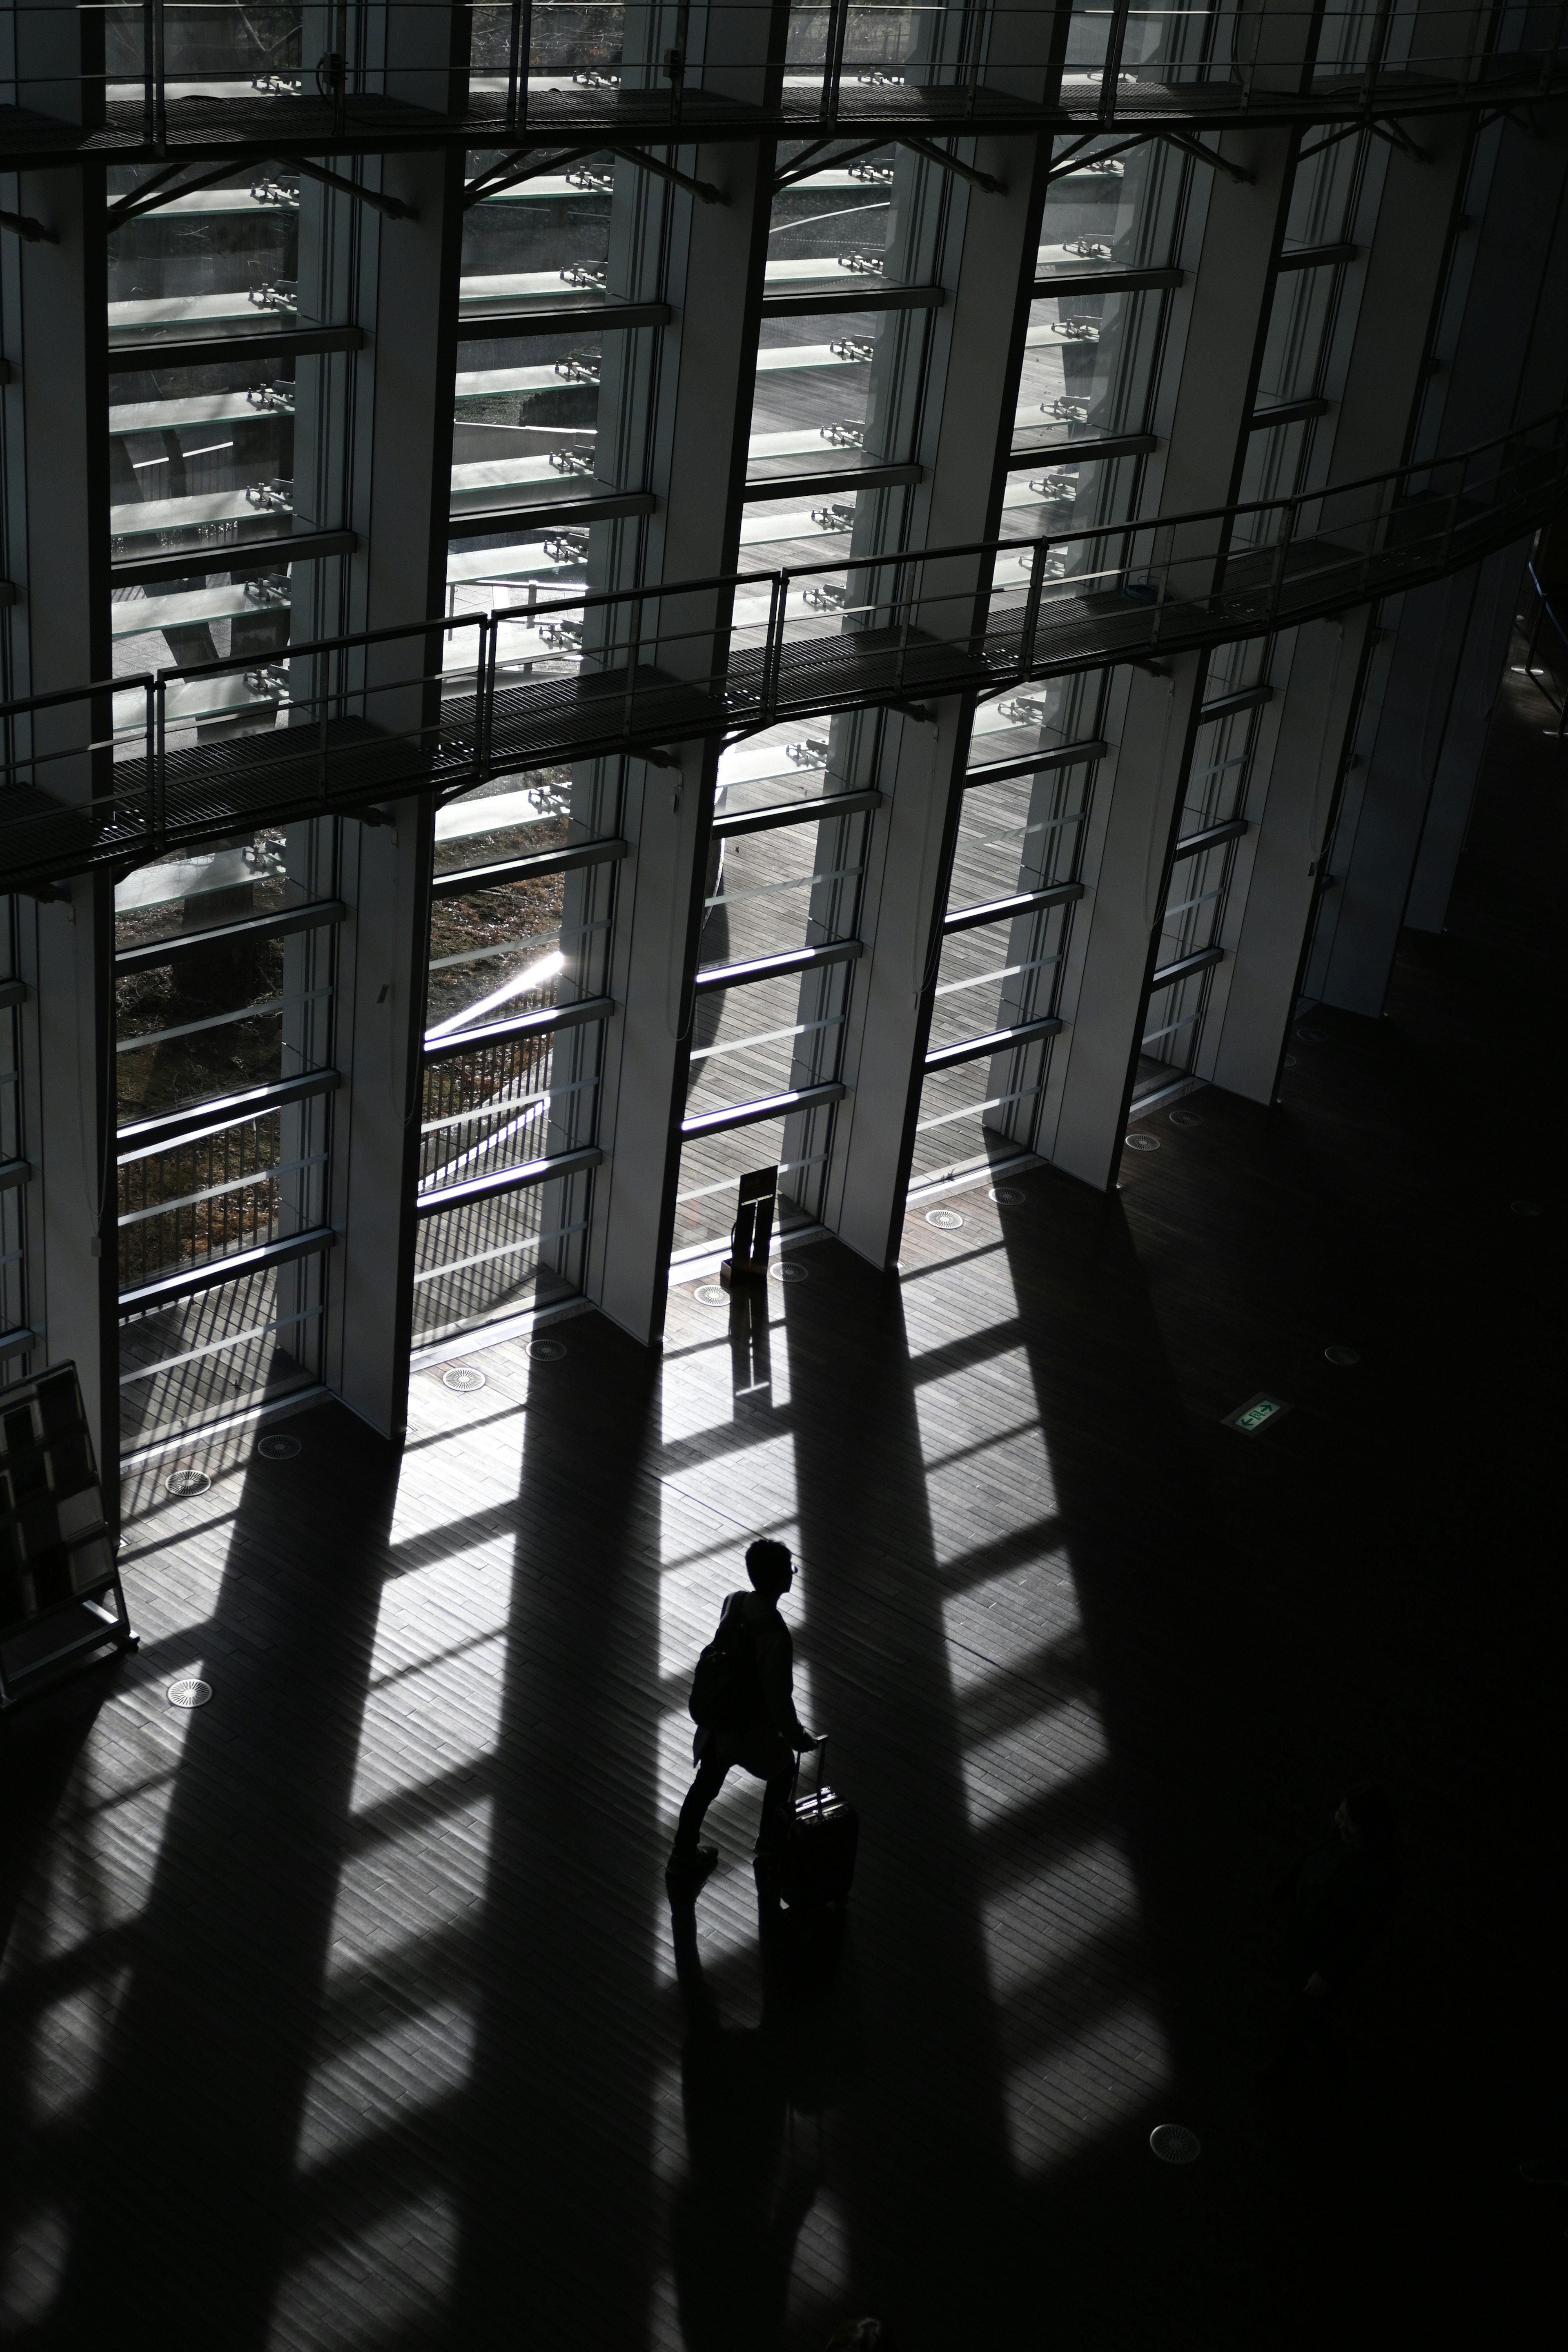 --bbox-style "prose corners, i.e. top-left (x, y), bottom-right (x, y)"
top-left (821, 0), bottom-right (850, 123)
top-left (764, 571), bottom-right (789, 723)
top-left (623, 591), bottom-right (641, 735)
top-left (153, 676), bottom-right (167, 846)
top-left (1098, 0), bottom-right (1133, 124)
top-left (152, 0), bottom-right (168, 155)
